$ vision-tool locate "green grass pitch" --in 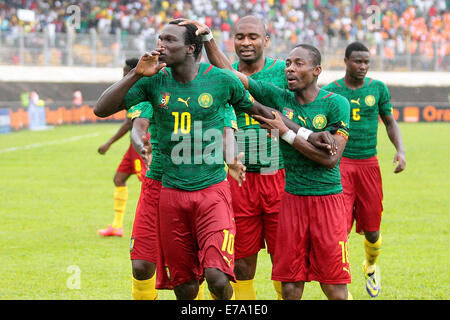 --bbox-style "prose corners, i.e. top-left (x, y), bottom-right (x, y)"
top-left (0, 122), bottom-right (448, 300)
